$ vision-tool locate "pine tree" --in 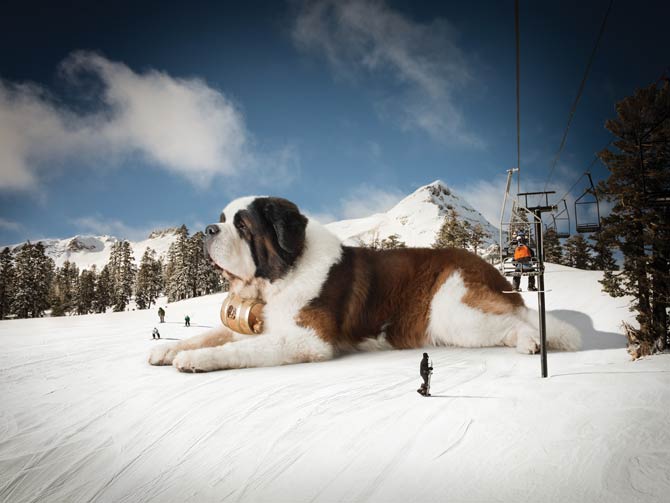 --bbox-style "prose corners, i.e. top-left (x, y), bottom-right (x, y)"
top-left (543, 228), bottom-right (563, 264)
top-left (188, 231), bottom-right (224, 296)
top-left (165, 225), bottom-right (190, 302)
top-left (362, 231), bottom-right (382, 250)
top-left (563, 235), bottom-right (591, 269)
top-left (598, 80), bottom-right (670, 357)
top-left (433, 209), bottom-right (470, 249)
top-left (469, 224), bottom-right (490, 256)
top-left (380, 234), bottom-right (407, 250)
top-left (107, 240), bottom-right (136, 311)
top-left (50, 260), bottom-right (80, 316)
top-left (0, 247), bottom-right (14, 319)
top-left (93, 265), bottom-right (113, 313)
top-left (153, 257), bottom-right (166, 298)
top-left (135, 248), bottom-right (163, 309)
top-left (589, 230), bottom-right (618, 272)
top-left (75, 267), bottom-right (97, 315)
top-left (12, 243), bottom-right (55, 318)
top-left (187, 232), bottom-right (206, 297)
